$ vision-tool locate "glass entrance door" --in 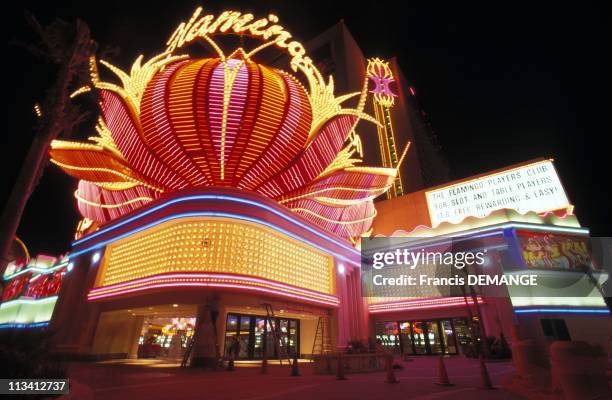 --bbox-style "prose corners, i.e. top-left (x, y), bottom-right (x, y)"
top-left (286, 319), bottom-right (299, 357)
top-left (253, 317), bottom-right (266, 359)
top-left (375, 321), bottom-right (400, 353)
top-left (440, 320), bottom-right (457, 354)
top-left (384, 319), bottom-right (460, 355)
top-left (399, 321), bottom-right (414, 355)
top-left (224, 313), bottom-right (300, 359)
top-left (412, 322), bottom-right (428, 354)
top-left (224, 314), bottom-right (239, 358)
top-left (264, 319), bottom-right (275, 359)
top-left (238, 316), bottom-right (251, 359)
top-left (426, 321), bottom-right (443, 354)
